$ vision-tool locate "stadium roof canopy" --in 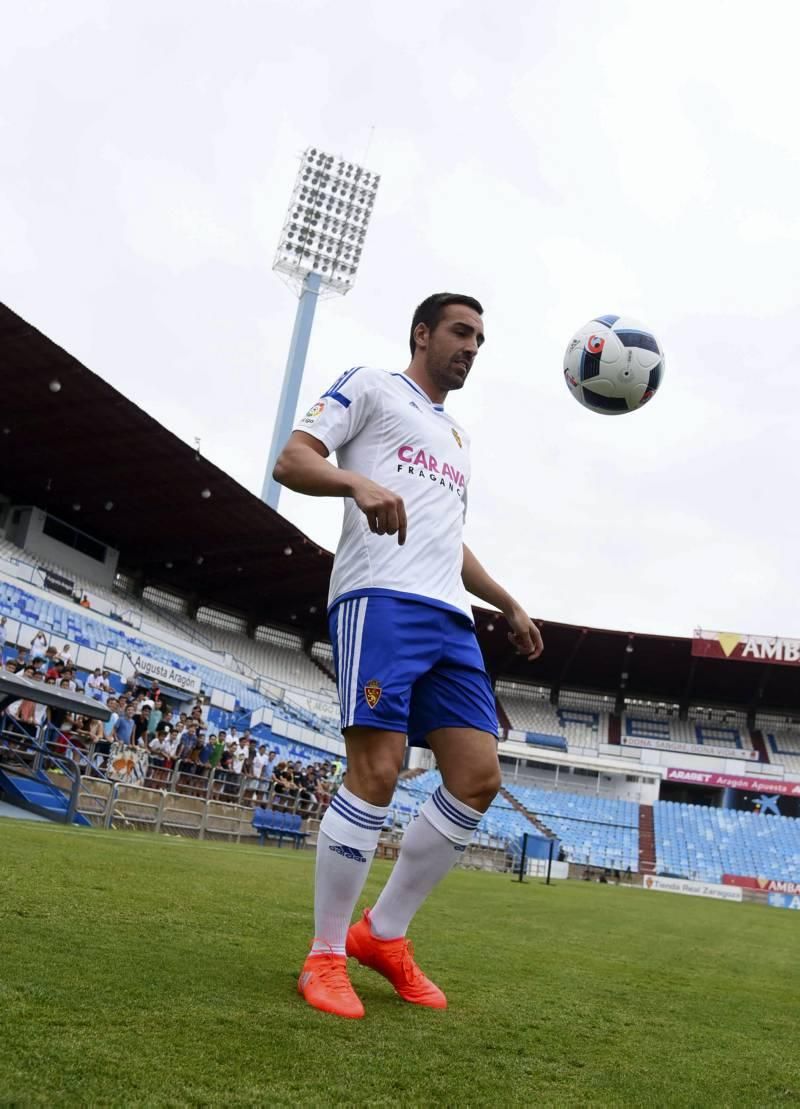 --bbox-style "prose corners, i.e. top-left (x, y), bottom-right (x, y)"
top-left (2, 301), bottom-right (797, 713)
